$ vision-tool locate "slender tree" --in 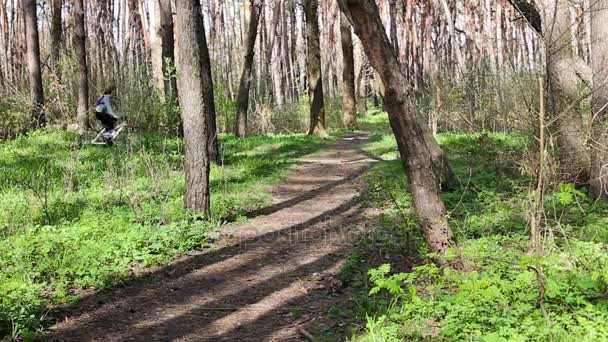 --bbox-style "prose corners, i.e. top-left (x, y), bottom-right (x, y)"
top-left (159, 0), bottom-right (177, 99)
top-left (74, 0), bottom-right (89, 133)
top-left (235, 0), bottom-right (262, 137)
top-left (175, 0), bottom-right (211, 215)
top-left (304, 0), bottom-right (327, 137)
top-left (50, 0), bottom-right (62, 64)
top-left (23, 0), bottom-right (44, 127)
top-left (340, 12), bottom-right (356, 129)
top-left (200, 8), bottom-right (219, 163)
top-left (338, 0), bottom-right (459, 261)
top-left (589, 0), bottom-right (608, 199)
